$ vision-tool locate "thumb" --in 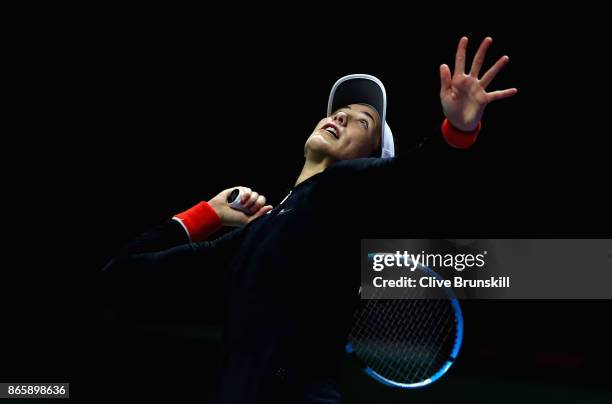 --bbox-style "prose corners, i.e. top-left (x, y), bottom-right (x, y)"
top-left (249, 205), bottom-right (274, 222)
top-left (440, 64), bottom-right (452, 93)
